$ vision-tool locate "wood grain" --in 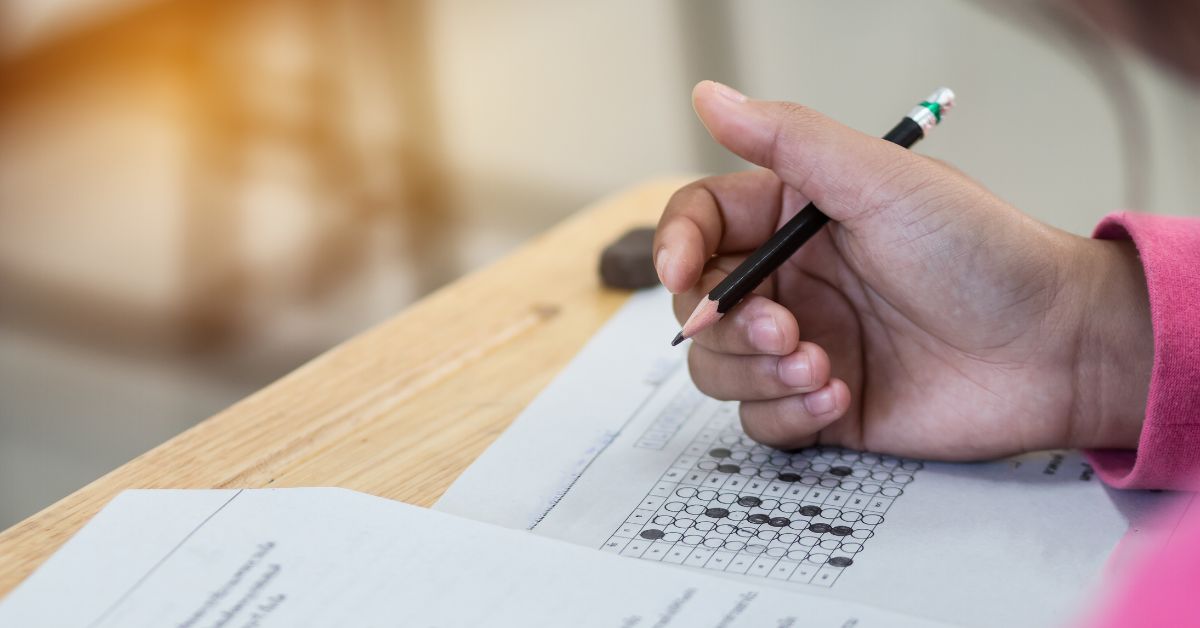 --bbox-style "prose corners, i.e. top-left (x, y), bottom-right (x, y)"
top-left (0, 177), bottom-right (689, 597)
